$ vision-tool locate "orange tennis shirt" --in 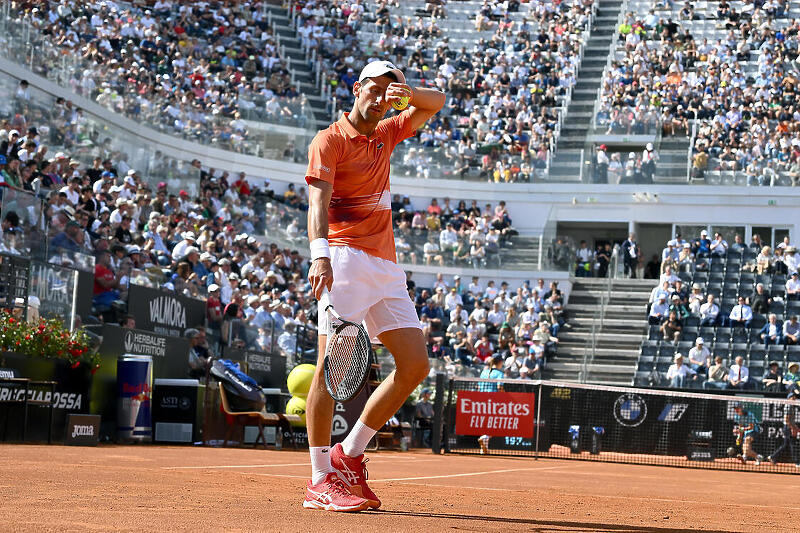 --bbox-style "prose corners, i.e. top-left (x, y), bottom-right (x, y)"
top-left (305, 110), bottom-right (415, 262)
